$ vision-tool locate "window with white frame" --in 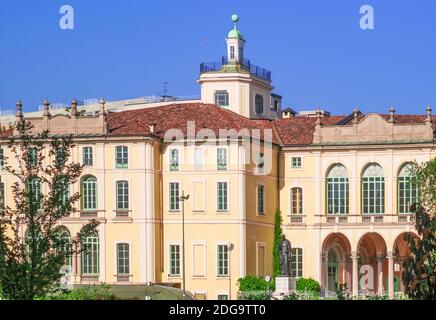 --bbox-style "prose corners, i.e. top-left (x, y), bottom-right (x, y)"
top-left (291, 187), bottom-right (303, 215)
top-left (117, 243), bottom-right (130, 275)
top-left (218, 294), bottom-right (229, 300)
top-left (362, 164), bottom-right (385, 214)
top-left (116, 181), bottom-right (129, 210)
top-left (81, 176), bottom-right (97, 210)
top-left (217, 182), bottom-right (228, 211)
top-left (217, 245), bottom-right (229, 277)
top-left (28, 177), bottom-right (42, 209)
top-left (215, 91), bottom-right (229, 107)
top-left (327, 164), bottom-right (349, 214)
top-left (83, 147), bottom-right (93, 166)
top-left (258, 185), bottom-right (265, 215)
top-left (169, 149), bottom-right (179, 171)
top-left (291, 157), bottom-right (302, 168)
top-left (398, 163), bottom-right (419, 214)
top-left (81, 232), bottom-right (99, 275)
top-left (56, 227), bottom-right (72, 269)
top-left (169, 244), bottom-right (181, 276)
top-left (169, 182), bottom-right (180, 211)
top-left (291, 248), bottom-right (303, 277)
top-left (217, 148), bottom-right (227, 171)
top-left (115, 146), bottom-right (128, 169)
